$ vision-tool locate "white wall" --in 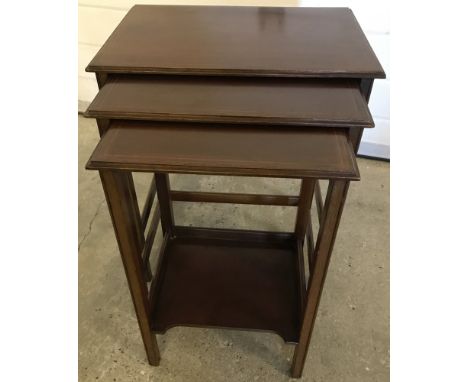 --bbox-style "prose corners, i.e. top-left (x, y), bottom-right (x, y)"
top-left (78, 0), bottom-right (389, 158)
